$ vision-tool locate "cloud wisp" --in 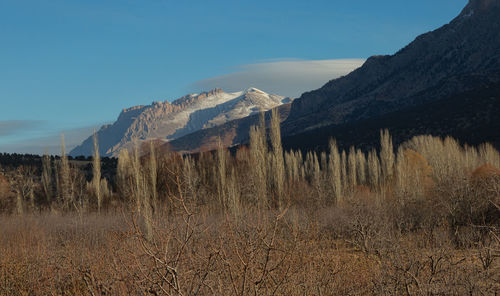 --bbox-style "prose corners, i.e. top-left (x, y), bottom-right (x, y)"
top-left (1, 59), bottom-right (365, 155)
top-left (0, 120), bottom-right (44, 137)
top-left (0, 124), bottom-right (105, 155)
top-left (190, 59), bottom-right (366, 98)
